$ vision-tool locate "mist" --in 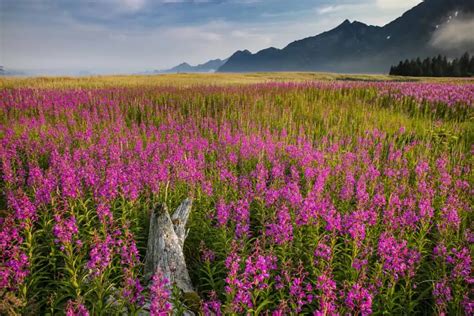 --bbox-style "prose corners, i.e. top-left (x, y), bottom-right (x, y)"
top-left (430, 17), bottom-right (474, 55)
